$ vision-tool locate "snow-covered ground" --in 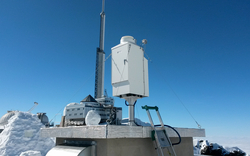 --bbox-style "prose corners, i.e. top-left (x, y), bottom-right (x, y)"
top-left (0, 112), bottom-right (55, 156)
